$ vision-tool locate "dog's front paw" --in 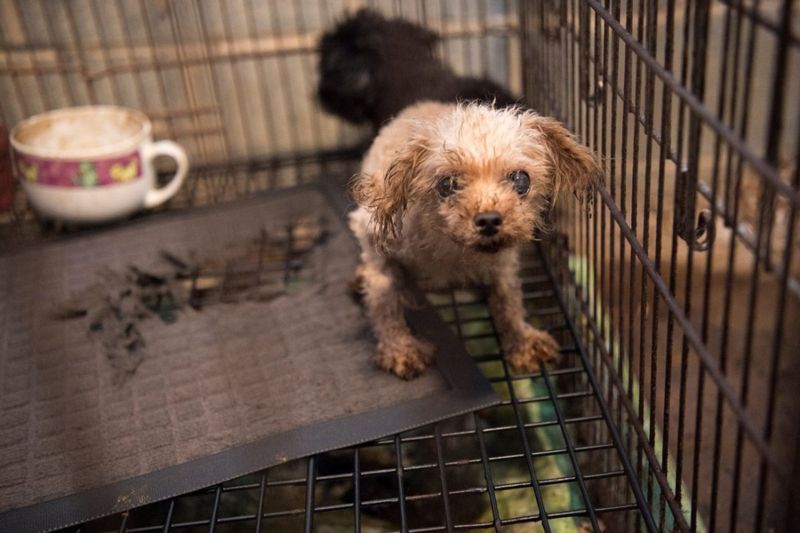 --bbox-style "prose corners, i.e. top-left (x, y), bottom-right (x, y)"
top-left (504, 327), bottom-right (559, 373)
top-left (375, 335), bottom-right (435, 380)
